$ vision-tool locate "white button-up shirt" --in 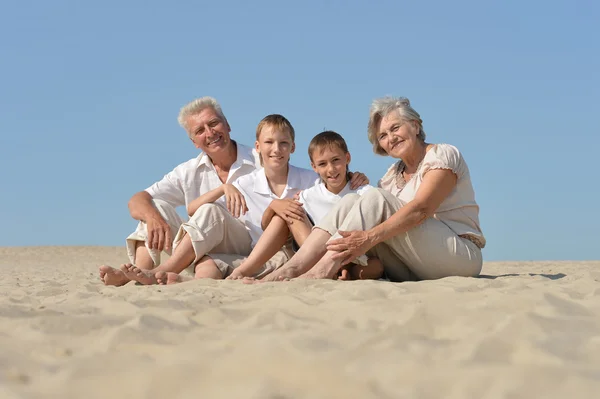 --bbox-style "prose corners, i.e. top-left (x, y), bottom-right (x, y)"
top-left (145, 141), bottom-right (260, 209)
top-left (298, 182), bottom-right (373, 225)
top-left (233, 165), bottom-right (318, 246)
